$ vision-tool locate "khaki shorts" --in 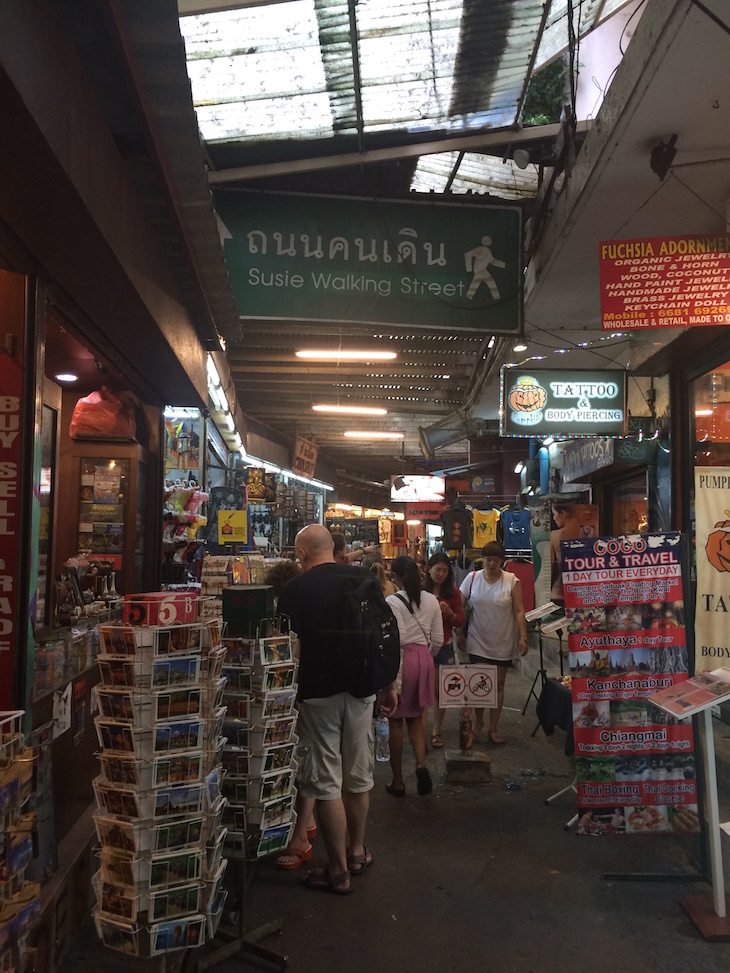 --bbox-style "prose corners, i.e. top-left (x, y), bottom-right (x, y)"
top-left (295, 693), bottom-right (375, 800)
